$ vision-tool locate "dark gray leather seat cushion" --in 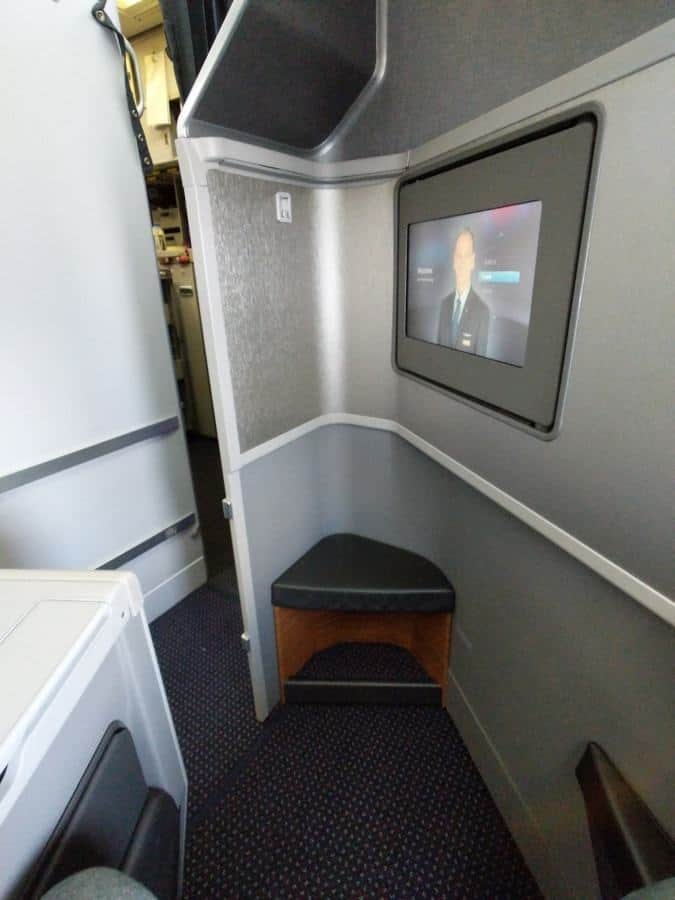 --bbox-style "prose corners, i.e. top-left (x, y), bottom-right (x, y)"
top-left (272, 533), bottom-right (455, 613)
